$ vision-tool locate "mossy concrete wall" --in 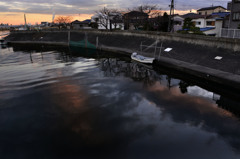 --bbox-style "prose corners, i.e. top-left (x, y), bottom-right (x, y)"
top-left (5, 30), bottom-right (240, 52)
